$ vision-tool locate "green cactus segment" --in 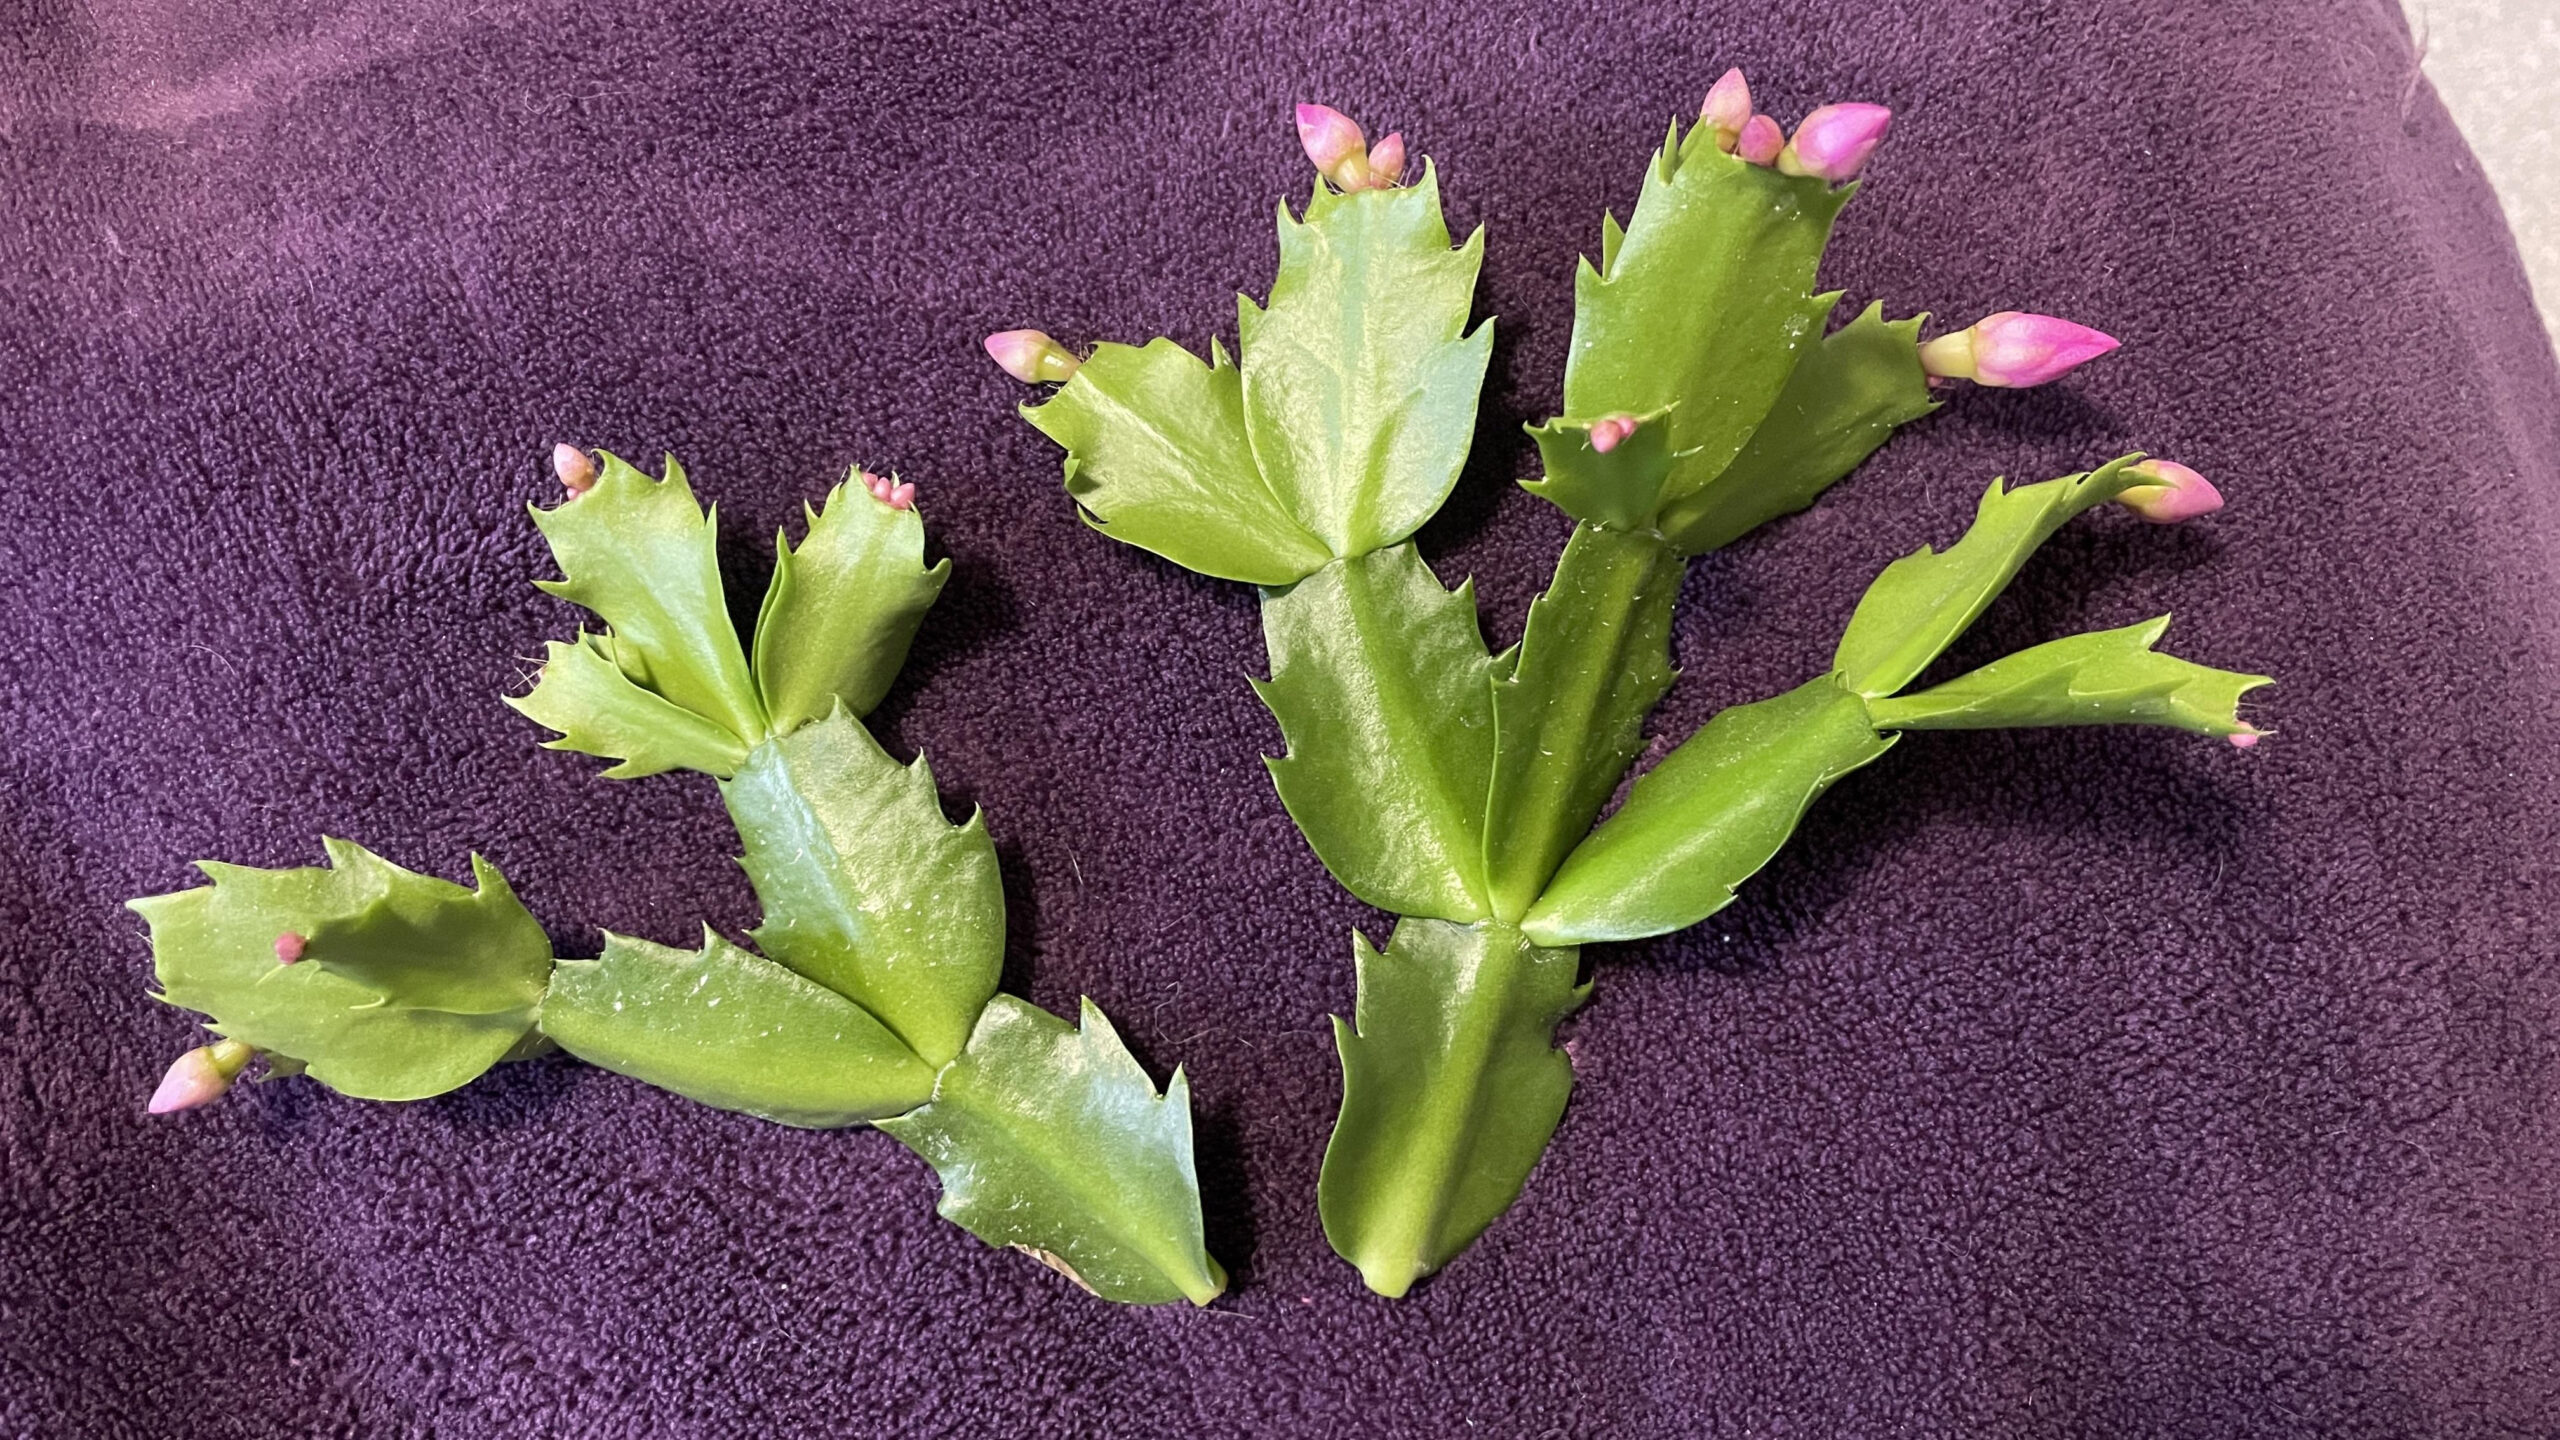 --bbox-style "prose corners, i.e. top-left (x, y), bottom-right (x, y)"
top-left (1563, 133), bottom-right (1853, 522)
top-left (1255, 545), bottom-right (1500, 922)
top-left (508, 633), bottom-right (754, 779)
top-left (1022, 337), bottom-right (1332, 586)
top-left (1522, 677), bottom-right (1895, 947)
top-left (752, 476), bottom-right (950, 732)
top-left (1520, 407), bottom-right (1679, 531)
top-left (1484, 522), bottom-right (1683, 920)
top-left (1833, 455), bottom-right (2152, 698)
top-left (131, 840), bottom-right (551, 1101)
top-left (880, 996), bottom-right (1225, 1307)
top-left (541, 930), bottom-right (938, 1128)
top-left (527, 452), bottom-right (767, 747)
top-left (1239, 169), bottom-right (1495, 559)
top-left (1658, 303), bottom-right (1940, 555)
top-left (1318, 918), bottom-right (1584, 1298)
top-left (720, 711), bottom-right (1001, 1069)
top-left (1864, 616), bottom-right (2272, 737)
